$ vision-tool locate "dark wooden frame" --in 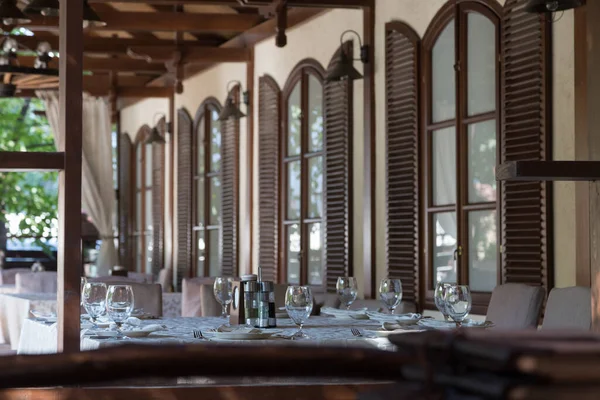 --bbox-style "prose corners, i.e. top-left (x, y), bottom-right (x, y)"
top-left (280, 58), bottom-right (327, 290)
top-left (192, 97), bottom-right (223, 278)
top-left (421, 0), bottom-right (502, 314)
